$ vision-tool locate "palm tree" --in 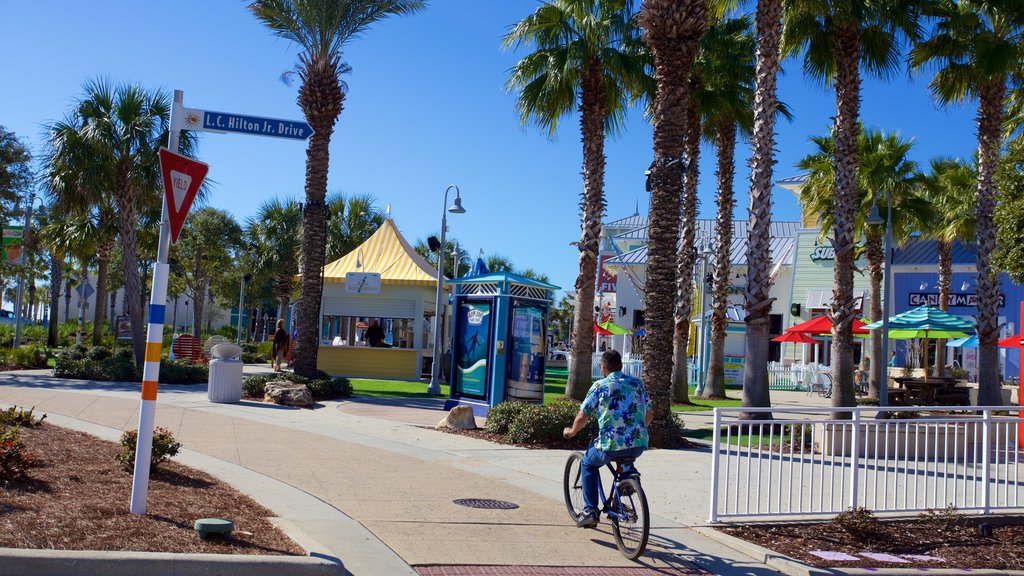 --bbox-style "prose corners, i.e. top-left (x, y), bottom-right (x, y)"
top-left (919, 157), bottom-right (977, 376)
top-left (911, 0), bottom-right (1024, 405)
top-left (325, 192), bottom-right (385, 261)
top-left (43, 215), bottom-right (99, 343)
top-left (43, 80), bottom-right (198, 364)
top-left (505, 0), bottom-right (649, 401)
top-left (637, 0), bottom-right (710, 444)
top-left (249, 0), bottom-right (426, 377)
top-left (696, 15), bottom-right (758, 399)
top-left (247, 197), bottom-right (302, 321)
top-left (783, 0), bottom-right (923, 410)
top-left (797, 128), bottom-right (930, 398)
